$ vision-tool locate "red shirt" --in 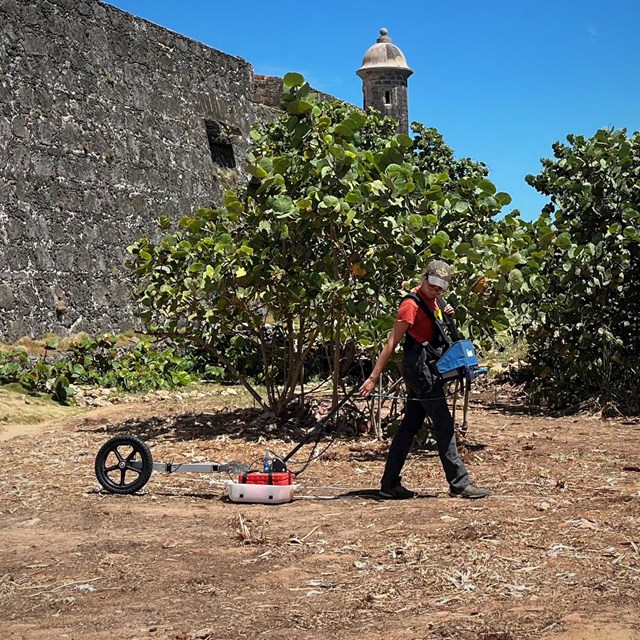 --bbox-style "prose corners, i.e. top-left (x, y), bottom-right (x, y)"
top-left (397, 287), bottom-right (442, 344)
